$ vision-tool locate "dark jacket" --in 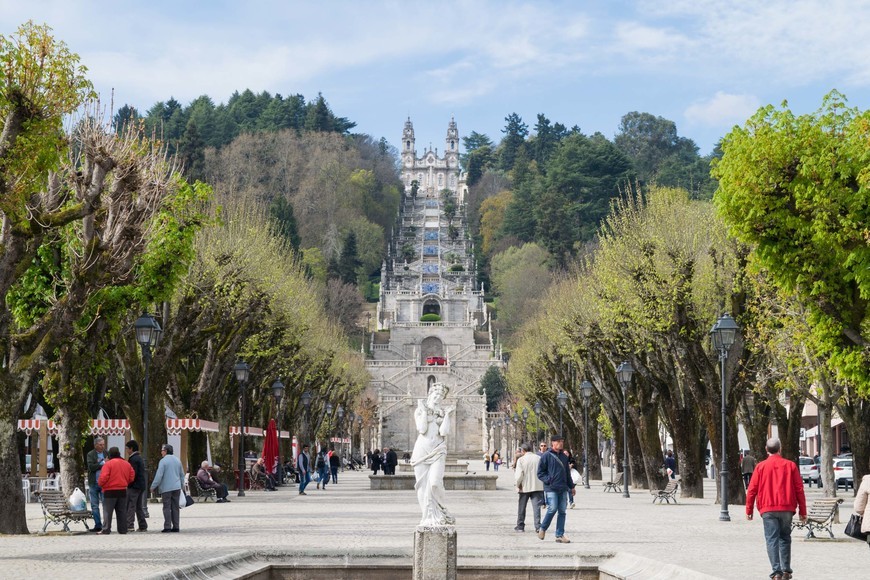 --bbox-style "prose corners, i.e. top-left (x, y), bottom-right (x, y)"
top-left (128, 451), bottom-right (147, 490)
top-left (537, 449), bottom-right (575, 493)
top-left (86, 448), bottom-right (106, 486)
top-left (329, 452), bottom-right (340, 468)
top-left (296, 451), bottom-right (310, 474)
top-left (385, 449), bottom-right (398, 467)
